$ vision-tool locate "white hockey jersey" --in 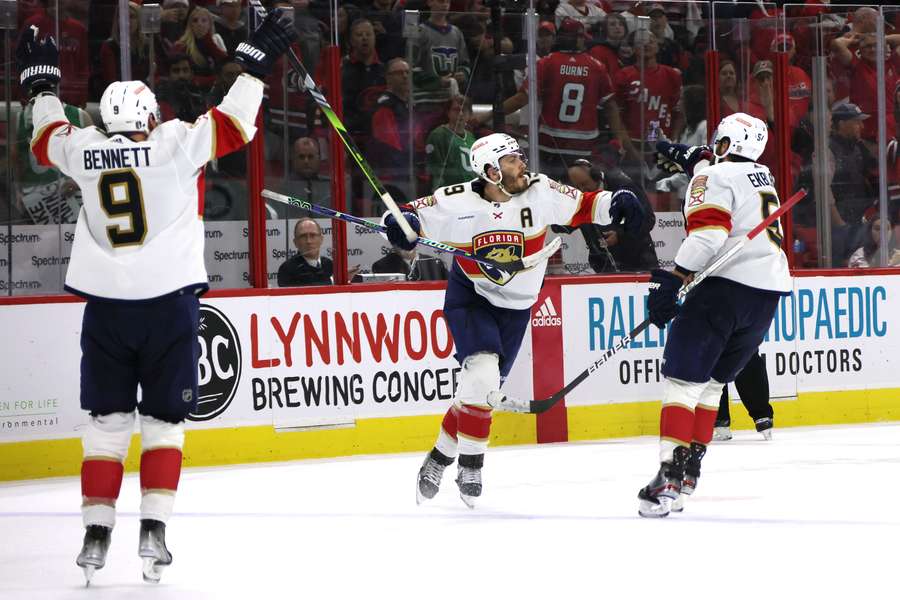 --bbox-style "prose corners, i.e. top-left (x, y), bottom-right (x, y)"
top-left (676, 160), bottom-right (791, 294)
top-left (409, 176), bottom-right (614, 309)
top-left (30, 74), bottom-right (263, 301)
